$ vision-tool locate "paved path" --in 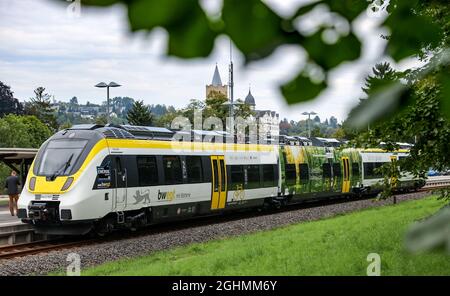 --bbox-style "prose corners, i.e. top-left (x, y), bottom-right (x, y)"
top-left (0, 204), bottom-right (21, 224)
